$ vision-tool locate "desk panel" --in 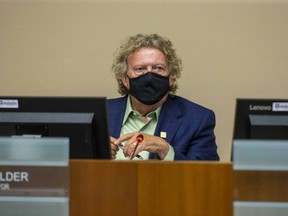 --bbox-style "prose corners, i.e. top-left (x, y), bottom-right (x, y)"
top-left (70, 160), bottom-right (137, 216)
top-left (234, 171), bottom-right (288, 202)
top-left (70, 161), bottom-right (232, 216)
top-left (137, 162), bottom-right (233, 216)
